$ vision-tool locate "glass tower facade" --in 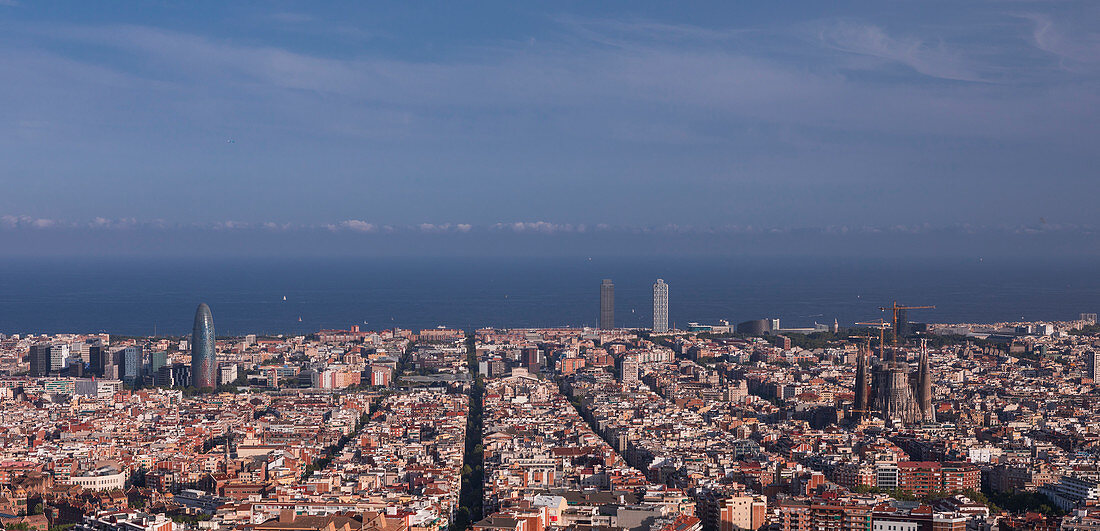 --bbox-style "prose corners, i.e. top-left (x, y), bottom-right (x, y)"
top-left (653, 279), bottom-right (669, 333)
top-left (191, 303), bottom-right (217, 389)
top-left (599, 279), bottom-right (614, 330)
